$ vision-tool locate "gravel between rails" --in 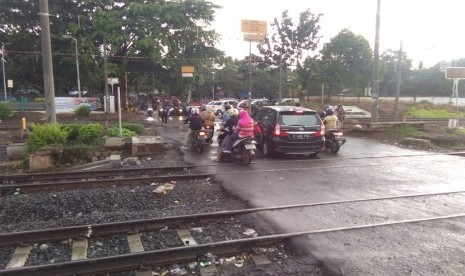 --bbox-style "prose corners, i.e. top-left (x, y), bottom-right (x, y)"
top-left (0, 145), bottom-right (323, 275)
